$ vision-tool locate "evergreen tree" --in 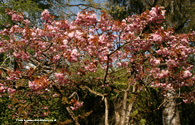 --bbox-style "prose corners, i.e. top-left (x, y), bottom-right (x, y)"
top-left (106, 0), bottom-right (195, 33)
